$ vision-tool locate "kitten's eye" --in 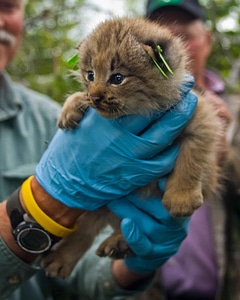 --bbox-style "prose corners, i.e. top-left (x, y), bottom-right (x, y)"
top-left (110, 74), bottom-right (125, 85)
top-left (87, 71), bottom-right (94, 82)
